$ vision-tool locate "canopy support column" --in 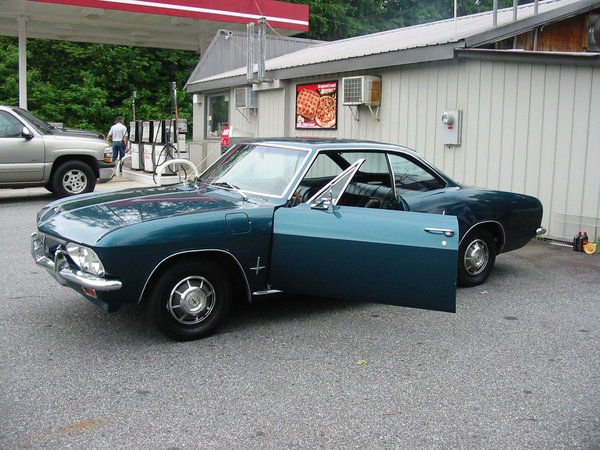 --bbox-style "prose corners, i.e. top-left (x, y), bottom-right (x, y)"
top-left (18, 16), bottom-right (28, 109)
